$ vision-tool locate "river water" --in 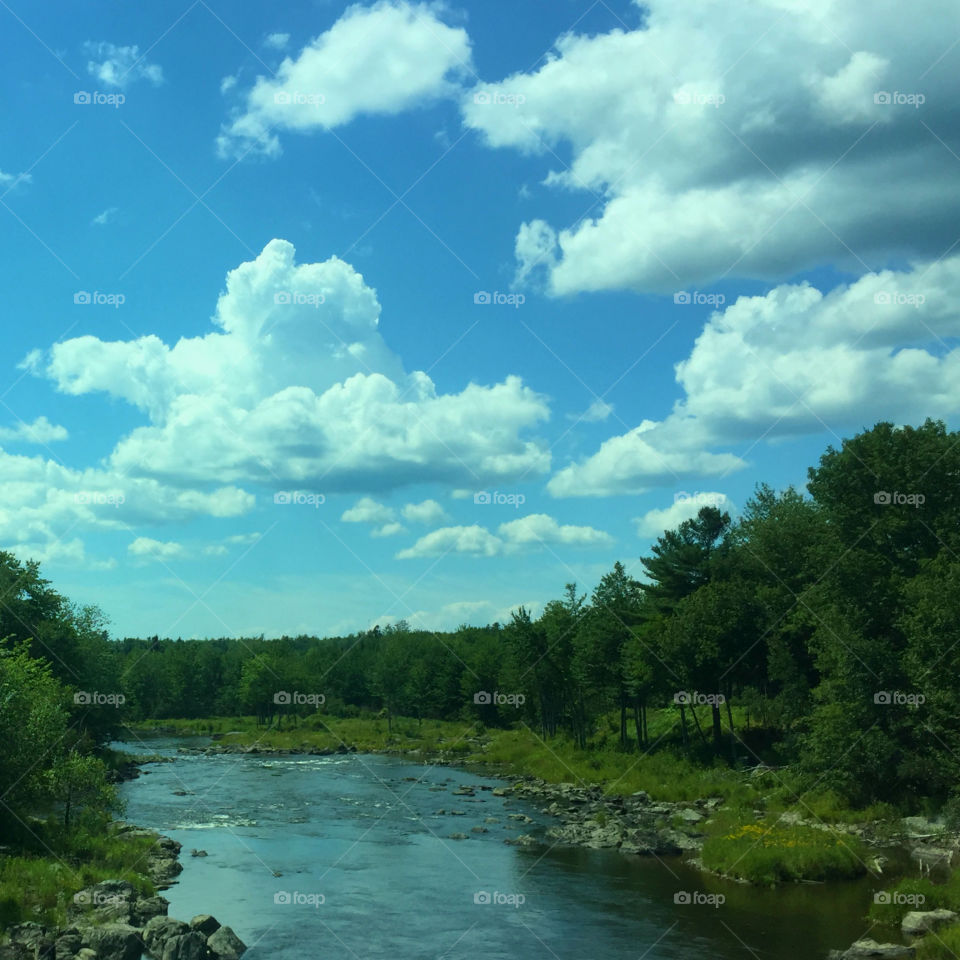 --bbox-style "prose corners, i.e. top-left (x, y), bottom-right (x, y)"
top-left (116, 737), bottom-right (880, 959)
